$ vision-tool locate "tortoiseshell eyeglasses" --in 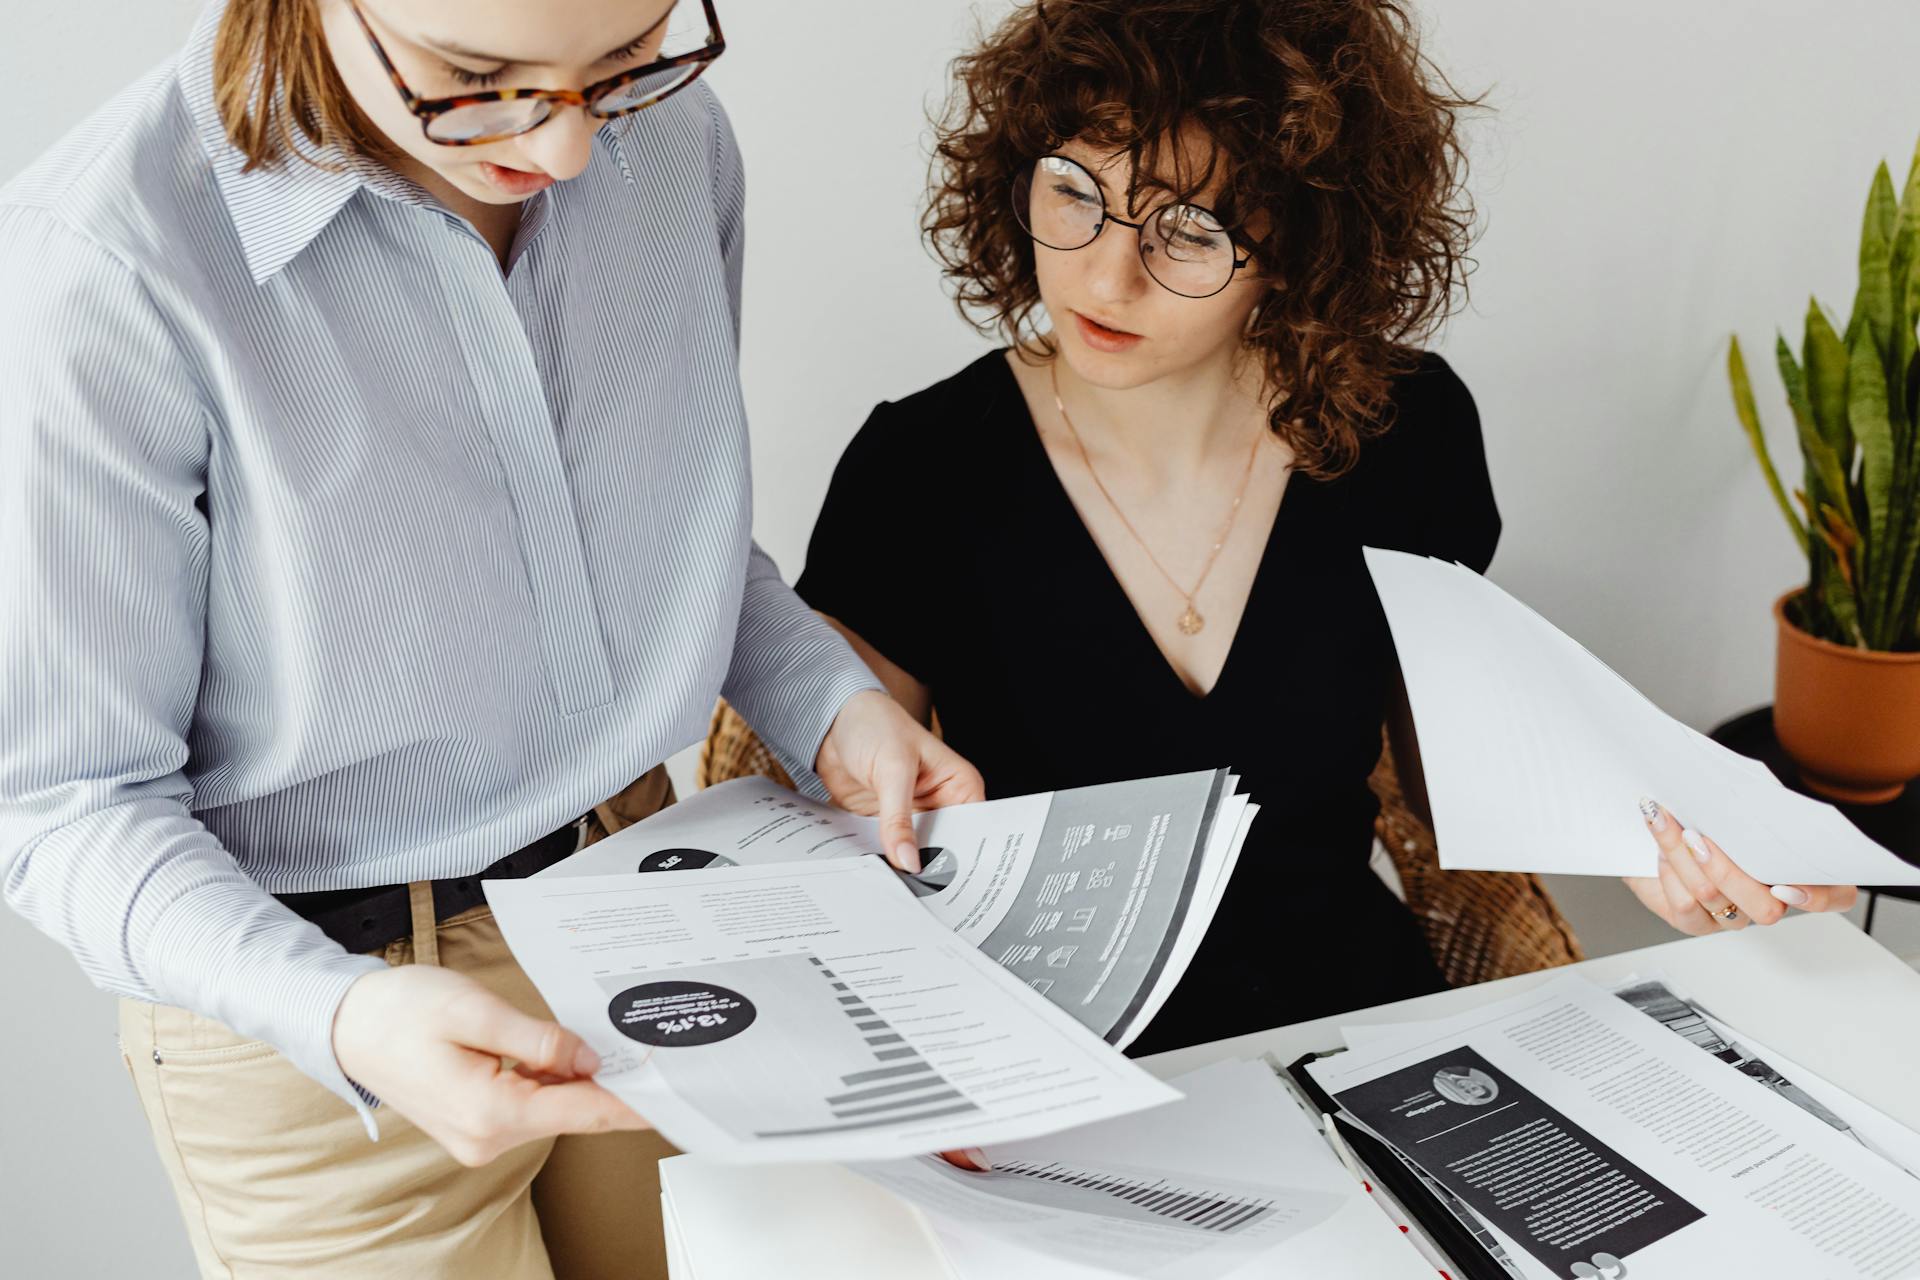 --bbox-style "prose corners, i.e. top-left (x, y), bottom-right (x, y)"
top-left (349, 0), bottom-right (725, 146)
